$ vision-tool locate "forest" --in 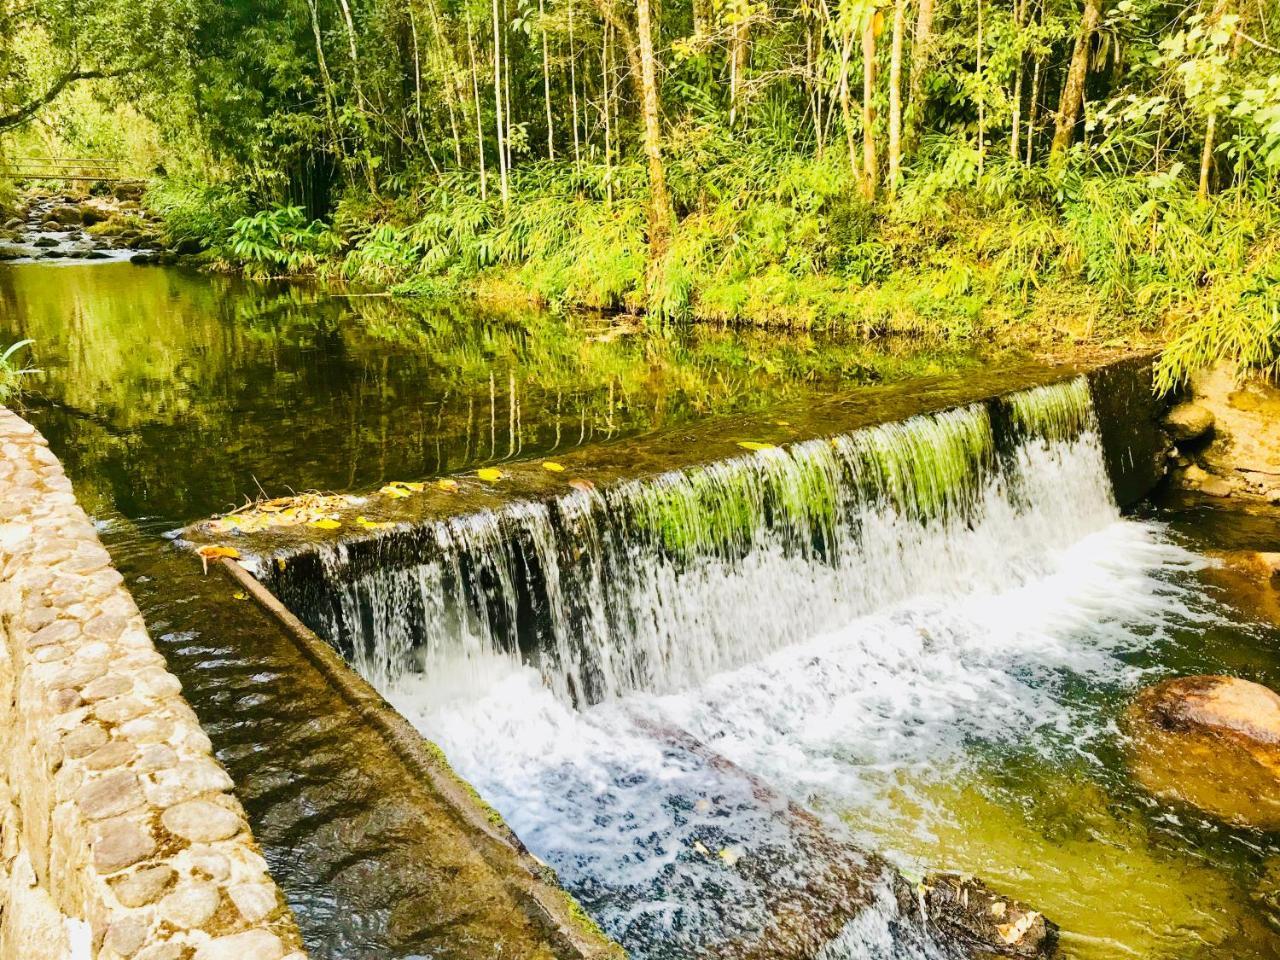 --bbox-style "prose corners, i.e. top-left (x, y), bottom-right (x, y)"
top-left (0, 0), bottom-right (1278, 387)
